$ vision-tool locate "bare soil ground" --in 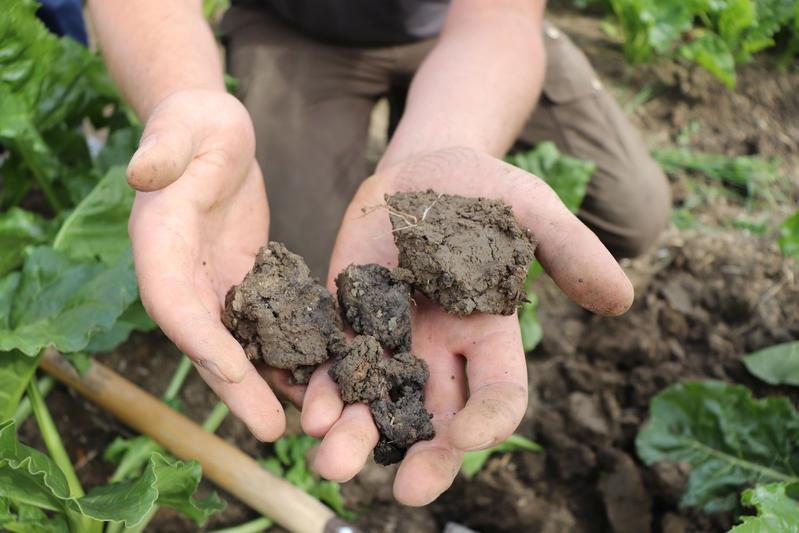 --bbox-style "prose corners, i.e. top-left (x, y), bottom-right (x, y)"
top-left (21, 8), bottom-right (799, 533)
